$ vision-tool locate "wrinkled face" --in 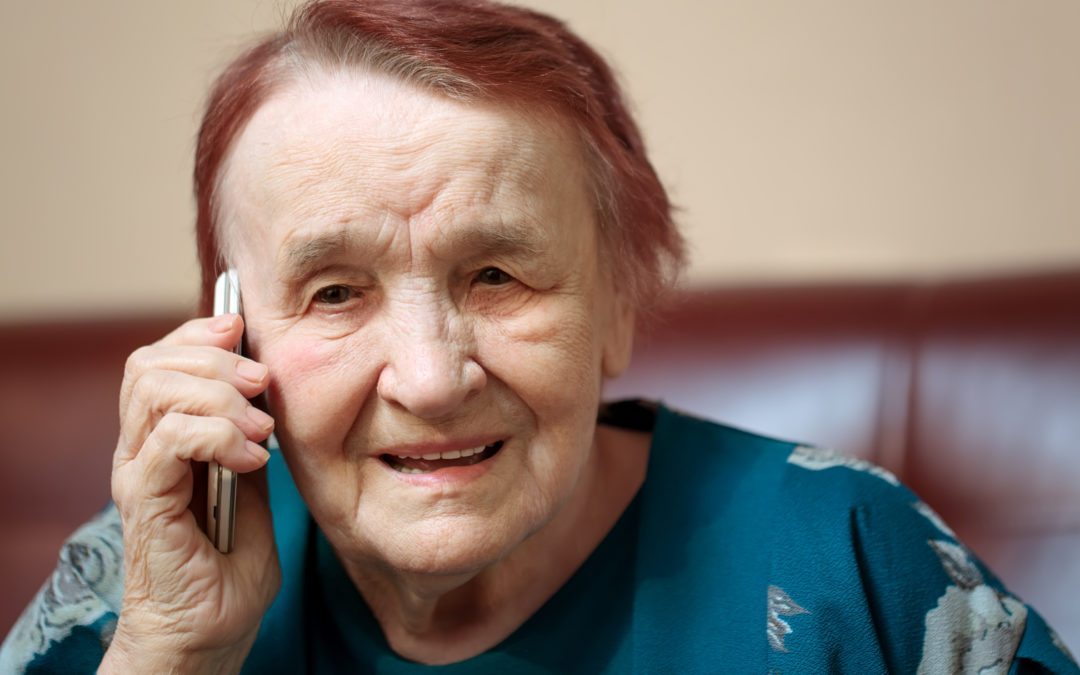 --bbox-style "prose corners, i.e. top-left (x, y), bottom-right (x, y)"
top-left (217, 69), bottom-right (633, 575)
